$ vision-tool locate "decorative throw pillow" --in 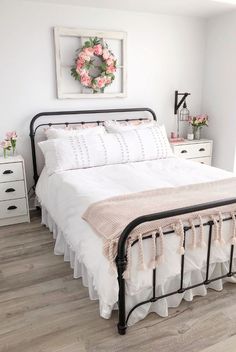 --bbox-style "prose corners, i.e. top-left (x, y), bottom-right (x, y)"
top-left (45, 125), bottom-right (105, 139)
top-left (104, 119), bottom-right (157, 133)
top-left (39, 125), bottom-right (173, 176)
